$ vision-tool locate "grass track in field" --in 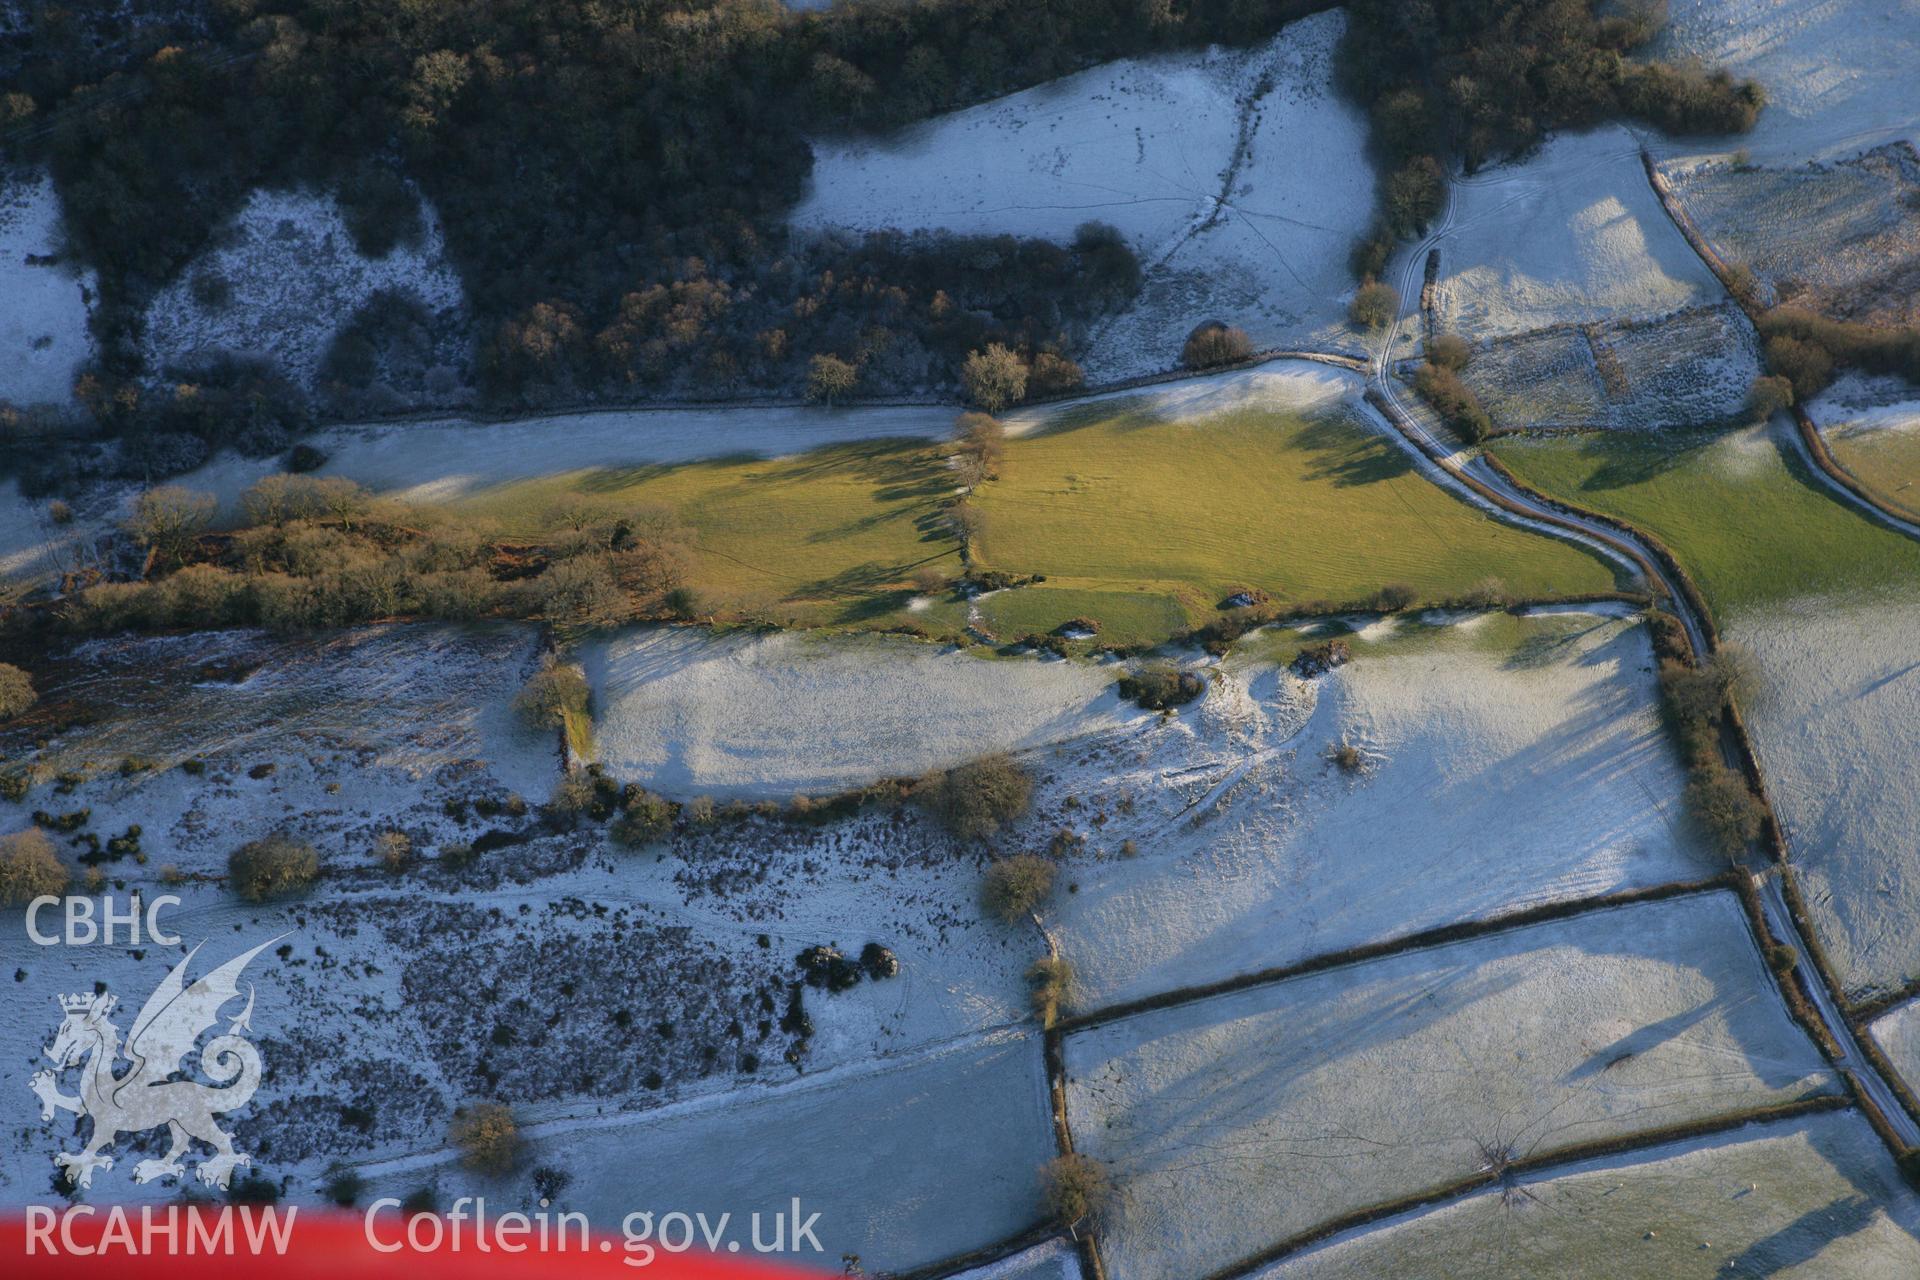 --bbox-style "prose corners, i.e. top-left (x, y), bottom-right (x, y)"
top-left (974, 400), bottom-right (1624, 613)
top-left (447, 438), bottom-right (962, 626)
top-left (1490, 424), bottom-right (1920, 613)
